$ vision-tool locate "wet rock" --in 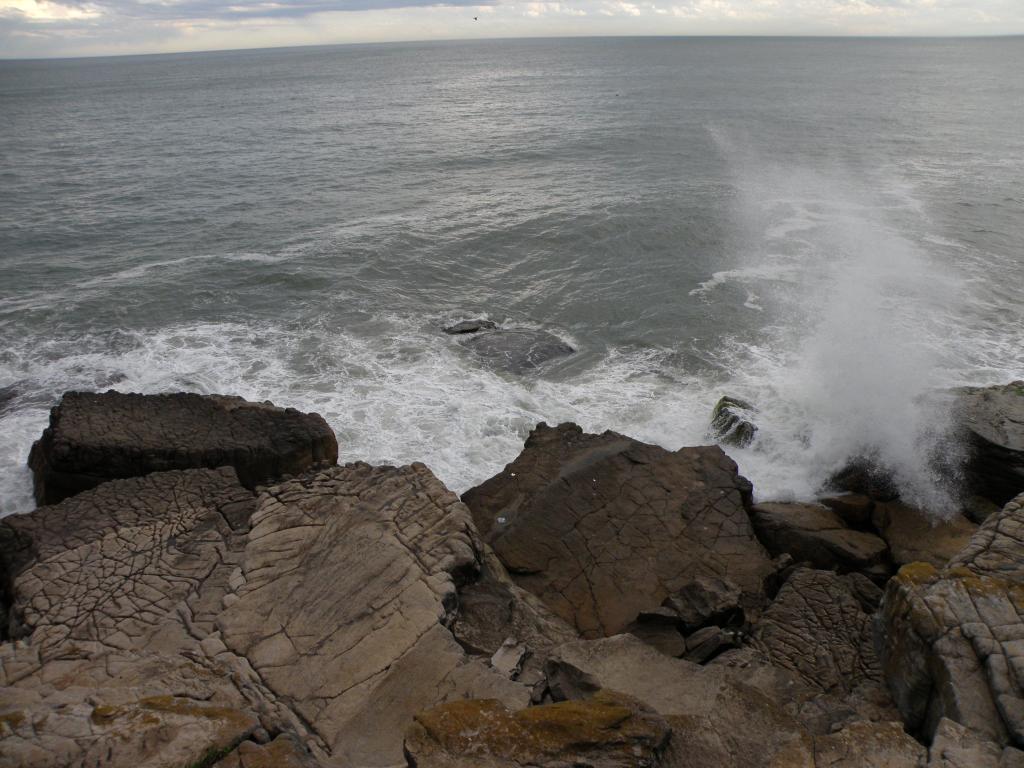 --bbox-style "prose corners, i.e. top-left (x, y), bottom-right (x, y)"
top-left (461, 329), bottom-right (574, 374)
top-left (403, 690), bottom-right (671, 768)
top-left (751, 569), bottom-right (888, 699)
top-left (443, 318), bottom-right (497, 335)
top-left (956, 381), bottom-right (1024, 506)
top-left (963, 494), bottom-right (1003, 525)
top-left (27, 390), bottom-right (338, 505)
top-left (820, 493), bottom-right (875, 529)
top-left (462, 422), bottom-right (774, 638)
top-left (217, 463), bottom-right (530, 767)
top-left (872, 501), bottom-right (977, 569)
top-left (750, 502), bottom-right (889, 578)
top-left (878, 492), bottom-right (1024, 748)
top-left (710, 395), bottom-right (758, 448)
top-left (829, 457), bottom-right (900, 501)
top-left (0, 384), bottom-right (17, 415)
